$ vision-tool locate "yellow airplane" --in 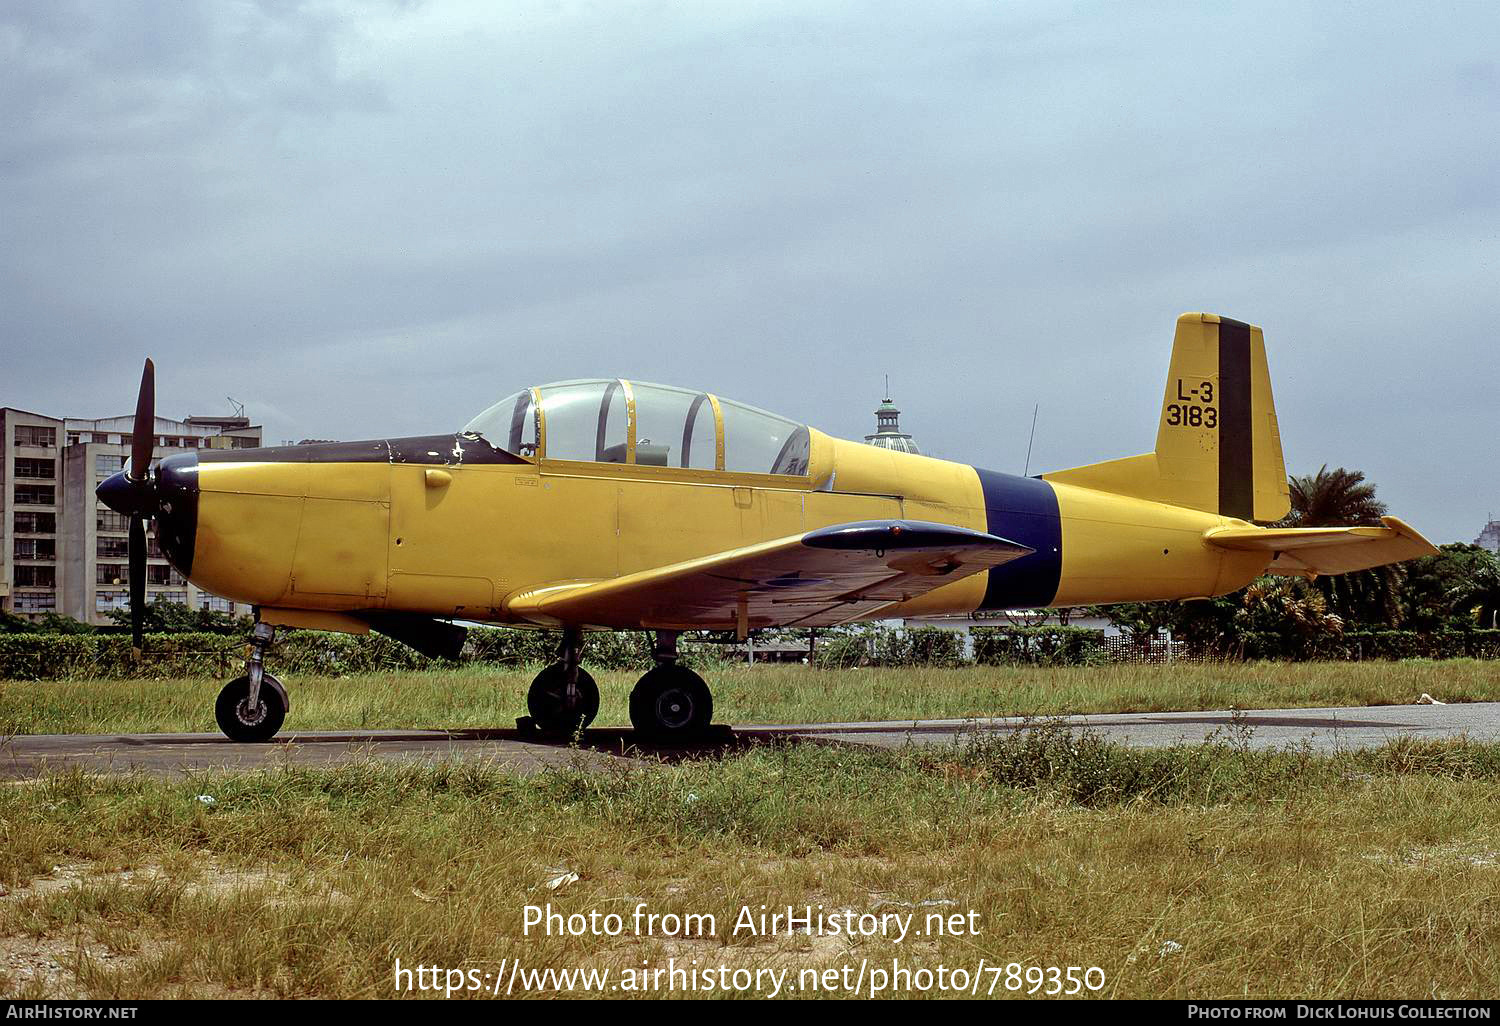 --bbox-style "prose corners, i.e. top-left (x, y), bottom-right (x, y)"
top-left (98, 313), bottom-right (1437, 742)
